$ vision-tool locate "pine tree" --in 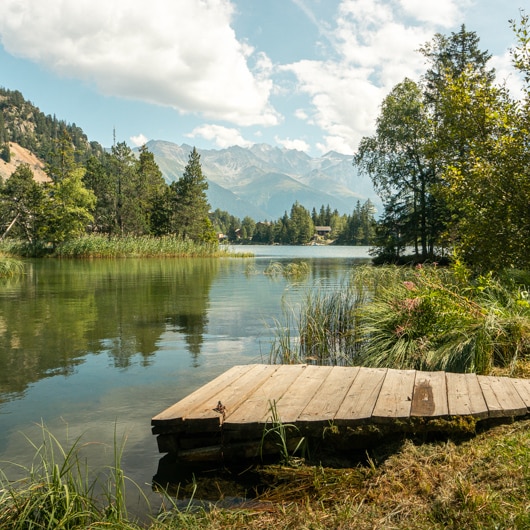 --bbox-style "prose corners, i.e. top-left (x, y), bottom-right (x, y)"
top-left (169, 147), bottom-right (216, 242)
